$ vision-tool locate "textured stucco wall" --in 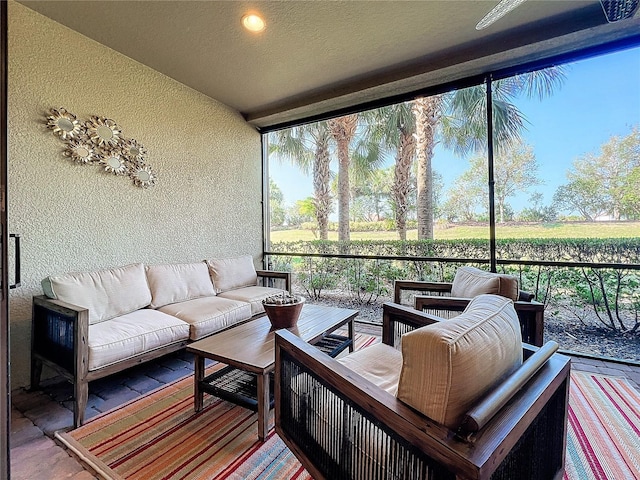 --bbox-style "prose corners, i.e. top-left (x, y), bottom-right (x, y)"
top-left (8, 2), bottom-right (263, 387)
